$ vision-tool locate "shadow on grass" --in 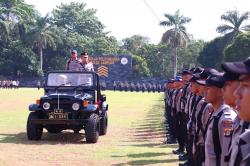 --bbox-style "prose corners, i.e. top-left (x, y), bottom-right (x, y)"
top-left (111, 99), bottom-right (178, 165)
top-left (112, 158), bottom-right (179, 166)
top-left (0, 131), bottom-right (87, 144)
top-left (128, 103), bottom-right (166, 142)
top-left (120, 142), bottom-right (178, 149)
top-left (112, 152), bottom-right (172, 158)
